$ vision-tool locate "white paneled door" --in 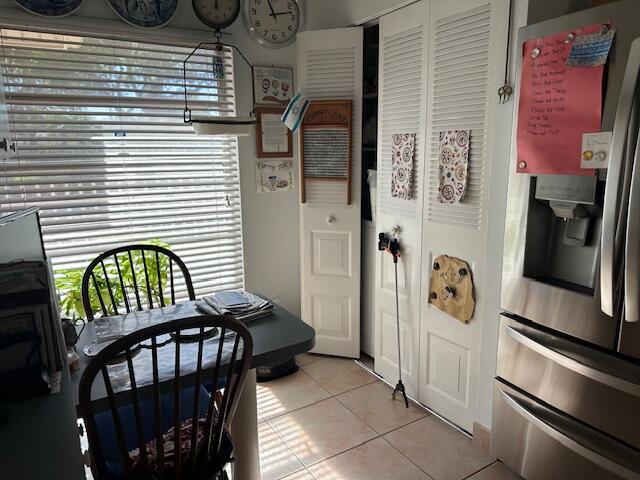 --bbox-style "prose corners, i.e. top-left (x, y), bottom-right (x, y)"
top-left (297, 28), bottom-right (363, 357)
top-left (419, 0), bottom-right (510, 431)
top-left (374, 0), bottom-right (428, 398)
